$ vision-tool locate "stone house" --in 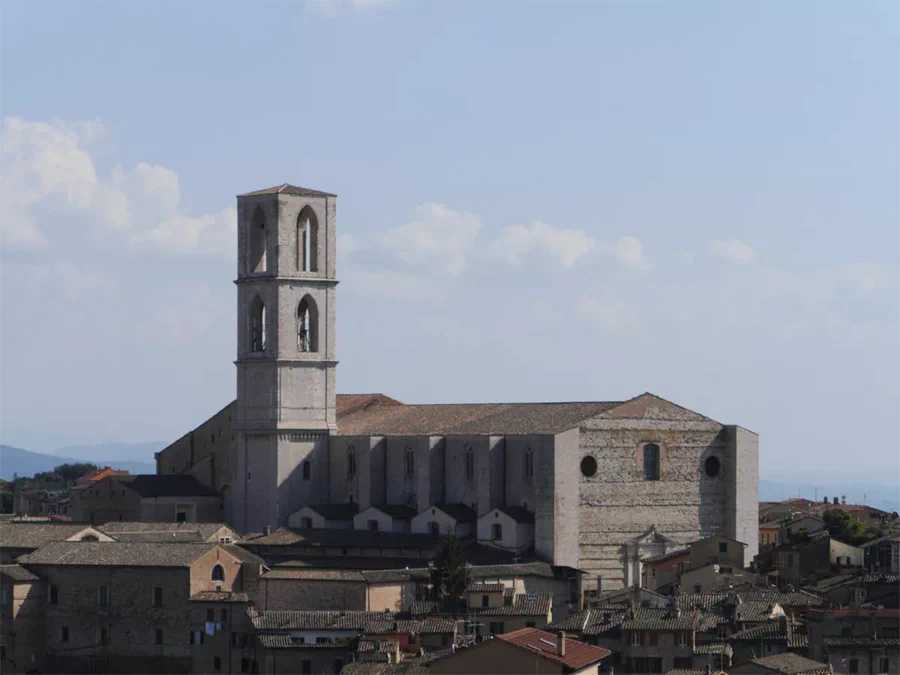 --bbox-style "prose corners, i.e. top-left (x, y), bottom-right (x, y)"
top-left (476, 506), bottom-right (535, 552)
top-left (860, 534), bottom-right (900, 574)
top-left (72, 474), bottom-right (223, 525)
top-left (785, 517), bottom-right (828, 540)
top-left (761, 524), bottom-right (781, 549)
top-left (641, 548), bottom-right (689, 592)
top-left (155, 184), bottom-right (759, 591)
top-left (776, 536), bottom-right (865, 585)
top-left (353, 505), bottom-right (416, 534)
top-left (619, 607), bottom-right (706, 673)
top-left (410, 592), bottom-right (553, 637)
top-left (0, 564), bottom-right (45, 674)
top-left (287, 504), bottom-right (358, 530)
top-left (409, 503), bottom-right (476, 538)
top-left (688, 535), bottom-right (749, 570)
top-left (429, 627), bottom-right (611, 674)
top-left (188, 591), bottom-right (255, 675)
top-left (16, 541), bottom-right (250, 674)
top-left (680, 562), bottom-right (757, 593)
top-left (730, 616), bottom-right (809, 665)
top-left (75, 467), bottom-right (131, 488)
top-left (806, 608), bottom-right (900, 674)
